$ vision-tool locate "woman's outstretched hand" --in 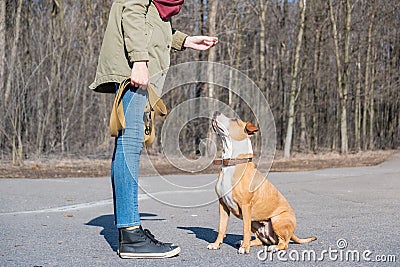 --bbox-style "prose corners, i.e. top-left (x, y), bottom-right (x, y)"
top-left (184, 36), bottom-right (218, 51)
top-left (130, 36), bottom-right (218, 88)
